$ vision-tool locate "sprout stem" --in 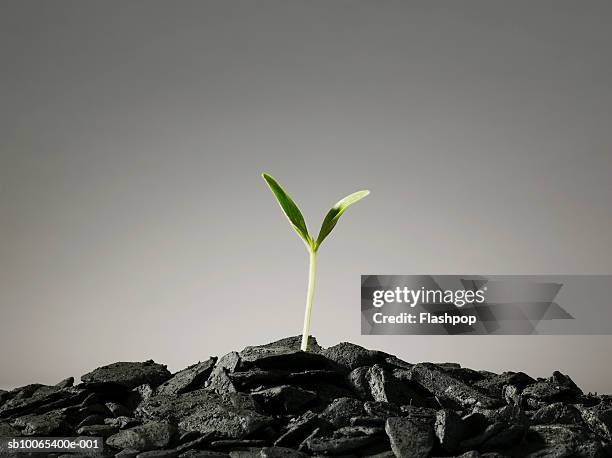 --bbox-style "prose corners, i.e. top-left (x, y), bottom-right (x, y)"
top-left (301, 247), bottom-right (317, 351)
